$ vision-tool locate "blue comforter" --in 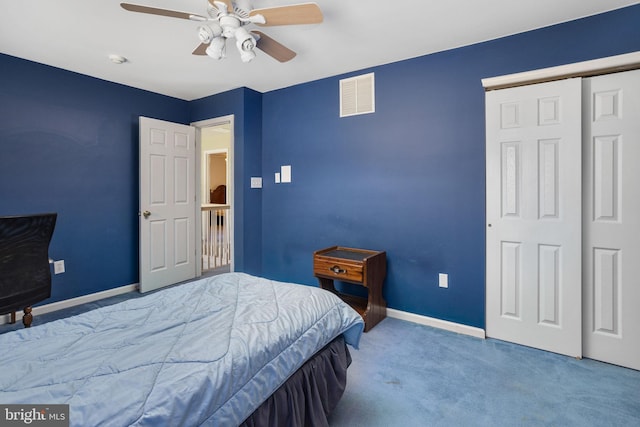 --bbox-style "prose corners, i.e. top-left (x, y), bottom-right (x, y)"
top-left (0, 273), bottom-right (364, 426)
